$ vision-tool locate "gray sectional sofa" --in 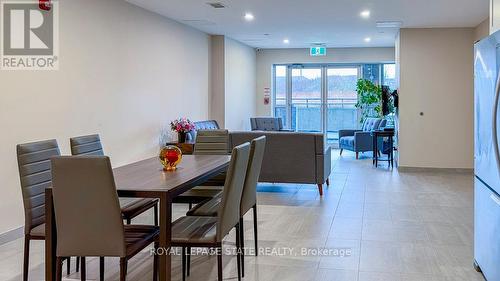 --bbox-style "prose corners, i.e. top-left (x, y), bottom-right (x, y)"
top-left (229, 131), bottom-right (332, 195)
